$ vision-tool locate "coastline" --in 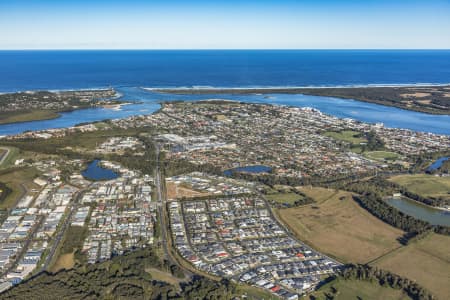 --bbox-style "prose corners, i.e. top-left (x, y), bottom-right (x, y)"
top-left (1, 86), bottom-right (450, 136)
top-left (0, 88), bottom-right (125, 125)
top-left (144, 82), bottom-right (450, 90)
top-left (150, 85), bottom-right (450, 115)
